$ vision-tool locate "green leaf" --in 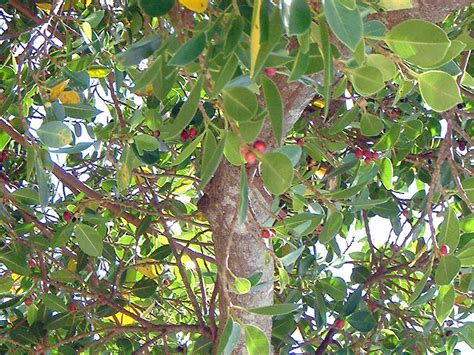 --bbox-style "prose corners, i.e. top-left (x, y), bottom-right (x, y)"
top-left (170, 132), bottom-right (205, 167)
top-left (161, 76), bottom-right (203, 140)
top-left (350, 66), bottom-right (385, 96)
top-left (435, 255), bottom-right (460, 285)
top-left (366, 54), bottom-right (398, 81)
top-left (282, 0), bottom-right (312, 36)
top-left (11, 188), bottom-right (40, 205)
top-left (379, 157), bottom-right (393, 190)
top-left (244, 324), bottom-right (270, 355)
top-left (224, 131), bottom-right (245, 166)
top-left (0, 251), bottom-right (31, 275)
top-left (116, 34), bottom-right (162, 67)
top-left (319, 16), bottom-right (333, 118)
top-left (63, 104), bottom-right (101, 119)
top-left (239, 166), bottom-right (249, 224)
top-left (373, 123), bottom-right (401, 151)
top-left (280, 246), bottom-right (305, 267)
top-left (409, 267), bottom-right (432, 304)
top-left (132, 278), bottom-right (157, 298)
top-left (210, 54), bottom-right (239, 98)
top-left (135, 215), bottom-right (152, 238)
top-left (456, 240), bottom-right (474, 266)
top-left (235, 277), bottom-right (252, 294)
top-left (217, 317), bottom-right (241, 355)
top-left (403, 119), bottom-right (423, 141)
top-left (37, 121), bottom-right (73, 148)
top-left (322, 182), bottom-right (366, 199)
top-left (323, 0), bottom-right (363, 51)
top-left (27, 303), bottom-right (39, 326)
top-left (42, 294), bottom-right (68, 312)
top-left (360, 113), bottom-right (384, 137)
top-left (74, 223), bottom-right (103, 257)
top-left (438, 208), bottom-right (460, 251)
top-left (198, 130), bottom-right (225, 190)
top-left (262, 76), bottom-right (283, 143)
top-left (462, 177), bottom-right (474, 202)
top-left (134, 134), bottom-right (159, 154)
top-left (320, 277), bottom-right (347, 301)
top-left (418, 71), bottom-right (462, 112)
top-left (50, 269), bottom-right (75, 283)
top-left (341, 285), bottom-right (363, 316)
top-left (319, 211), bottom-right (343, 243)
top-left (435, 285), bottom-right (455, 323)
top-left (139, 0), bottom-right (174, 17)
top-left (169, 33), bottom-right (206, 66)
top-left (261, 152), bottom-right (294, 195)
top-left (385, 19), bottom-right (450, 68)
top-left (327, 106), bottom-right (358, 135)
top-left (289, 45), bottom-right (310, 82)
top-left (247, 304), bottom-right (299, 316)
top-left (426, 40), bottom-right (466, 69)
top-left (348, 311), bottom-right (377, 332)
top-left (223, 87), bottom-right (258, 123)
